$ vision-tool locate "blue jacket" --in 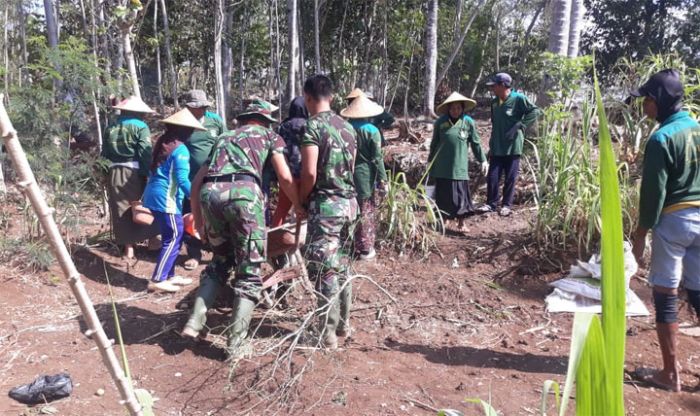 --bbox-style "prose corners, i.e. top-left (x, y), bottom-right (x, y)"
top-left (142, 144), bottom-right (191, 214)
